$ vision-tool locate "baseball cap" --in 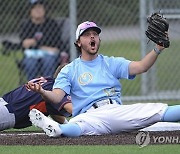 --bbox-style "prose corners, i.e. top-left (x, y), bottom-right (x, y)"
top-left (29, 0), bottom-right (46, 10)
top-left (76, 21), bottom-right (101, 40)
top-left (30, 0), bottom-right (44, 5)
